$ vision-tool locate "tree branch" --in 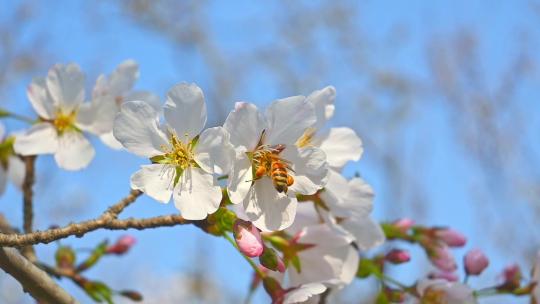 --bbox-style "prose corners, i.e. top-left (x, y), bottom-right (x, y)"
top-left (0, 214), bottom-right (190, 247)
top-left (103, 189), bottom-right (142, 219)
top-left (0, 213), bottom-right (78, 303)
top-left (0, 247), bottom-right (78, 304)
top-left (21, 155), bottom-right (36, 261)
